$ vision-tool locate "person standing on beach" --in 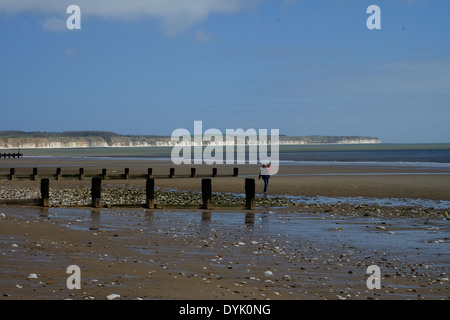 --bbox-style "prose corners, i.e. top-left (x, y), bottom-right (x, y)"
top-left (259, 164), bottom-right (270, 194)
